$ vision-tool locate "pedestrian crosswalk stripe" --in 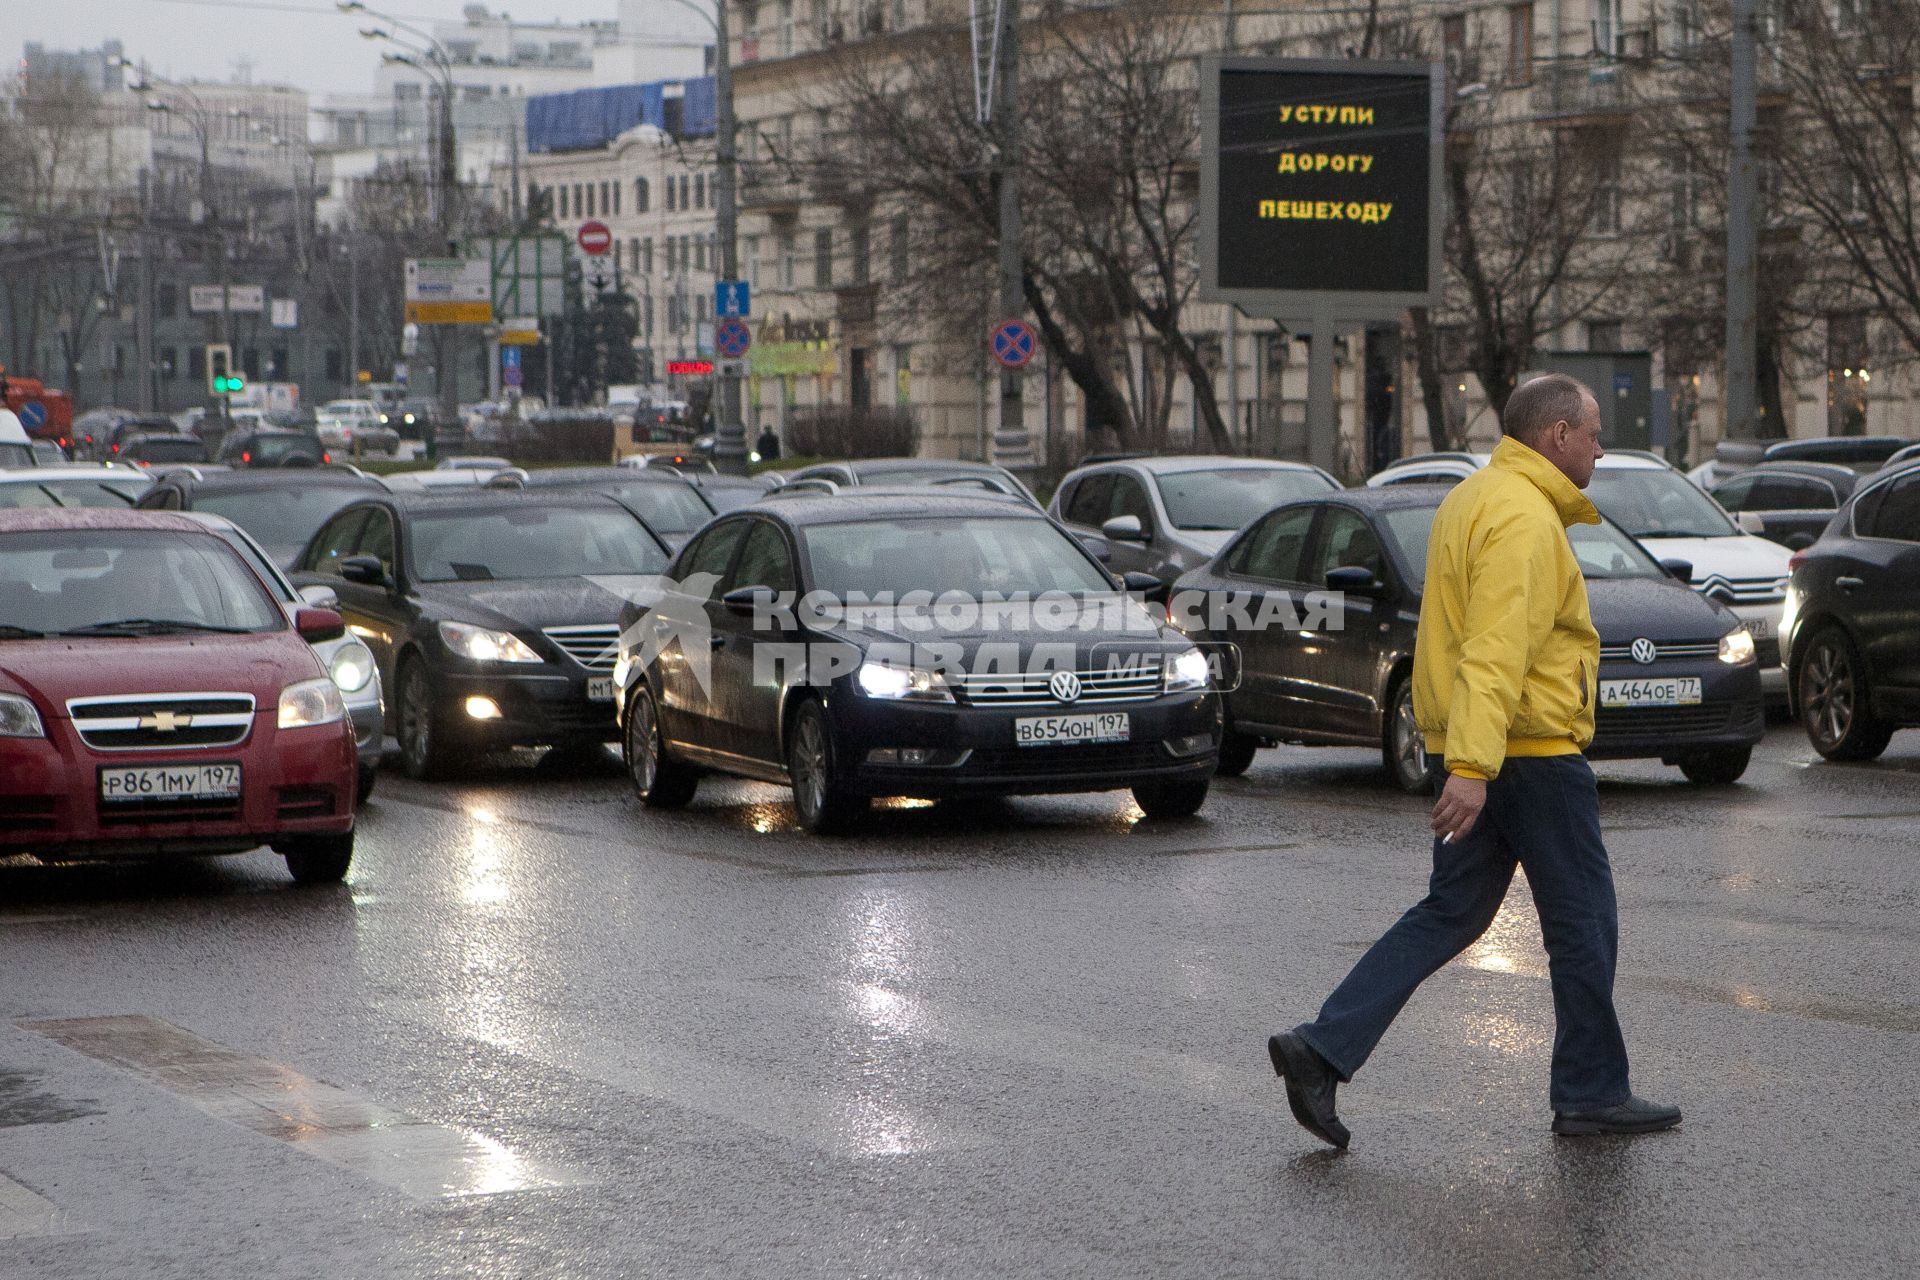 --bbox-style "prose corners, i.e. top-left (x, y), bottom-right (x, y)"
top-left (18, 1015), bottom-right (588, 1200)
